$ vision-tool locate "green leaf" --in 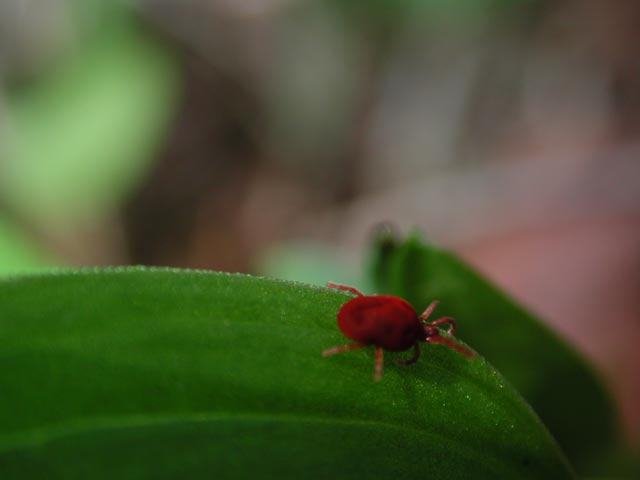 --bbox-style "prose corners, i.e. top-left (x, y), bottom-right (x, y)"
top-left (369, 232), bottom-right (619, 474)
top-left (0, 268), bottom-right (573, 478)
